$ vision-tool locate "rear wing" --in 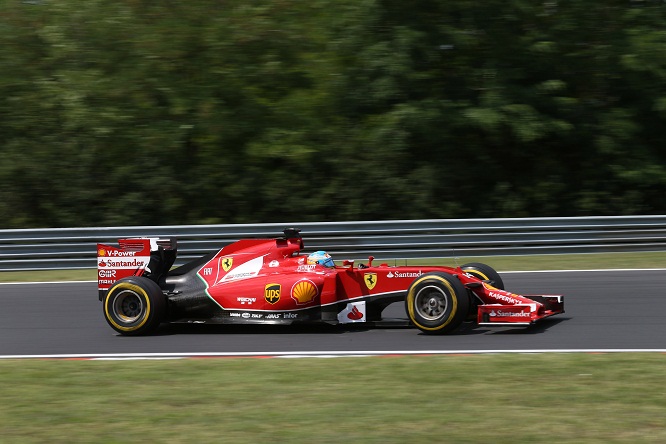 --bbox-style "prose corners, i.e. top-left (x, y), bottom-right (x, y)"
top-left (97, 237), bottom-right (176, 300)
